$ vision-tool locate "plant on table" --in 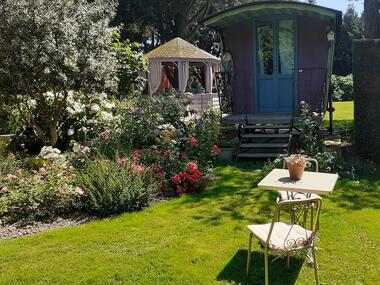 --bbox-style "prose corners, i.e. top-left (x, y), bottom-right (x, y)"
top-left (284, 154), bottom-right (310, 181)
